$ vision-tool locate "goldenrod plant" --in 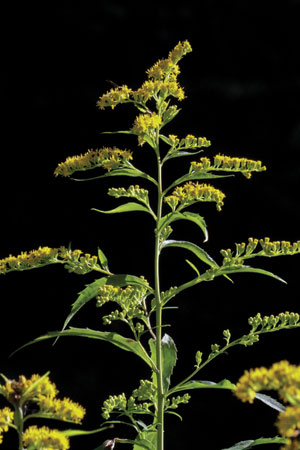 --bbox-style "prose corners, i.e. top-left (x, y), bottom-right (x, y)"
top-left (1, 41), bottom-right (300, 449)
